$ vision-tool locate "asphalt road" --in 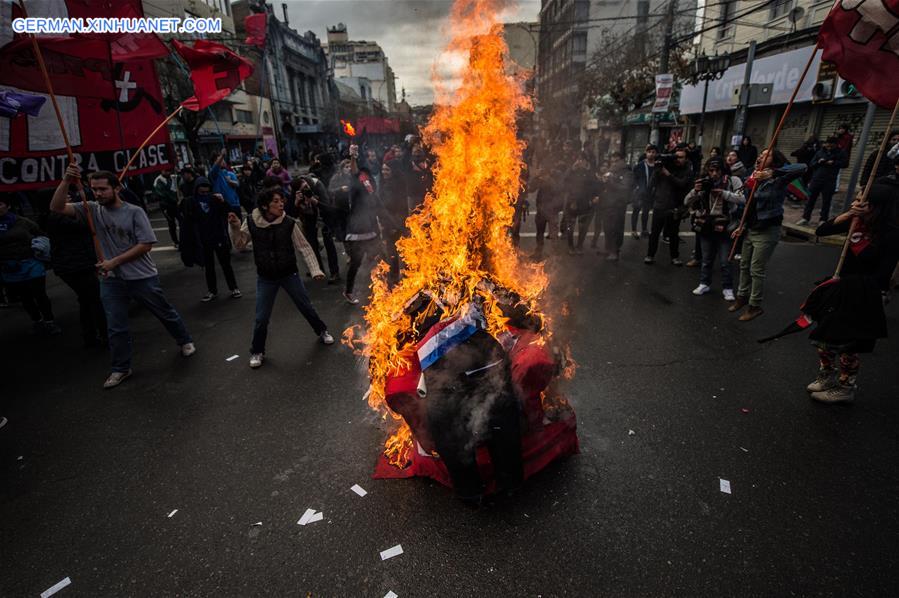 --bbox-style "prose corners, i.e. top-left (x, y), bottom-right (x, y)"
top-left (2, 213), bottom-right (898, 597)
